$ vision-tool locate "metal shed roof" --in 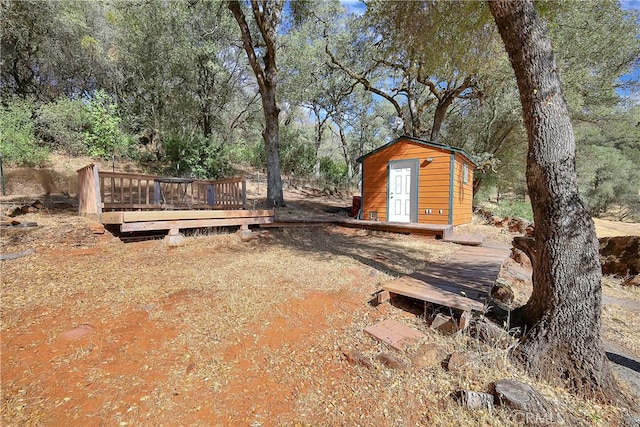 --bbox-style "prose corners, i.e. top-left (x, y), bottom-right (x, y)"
top-left (356, 136), bottom-right (479, 167)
